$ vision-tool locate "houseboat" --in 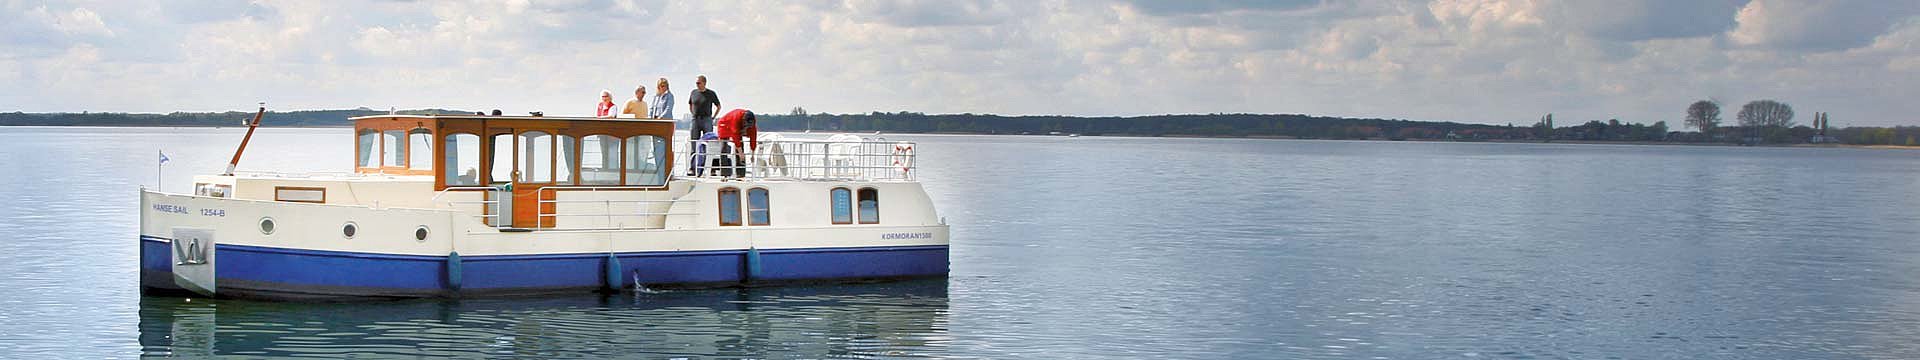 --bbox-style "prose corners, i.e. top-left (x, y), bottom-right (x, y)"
top-left (139, 114), bottom-right (949, 300)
